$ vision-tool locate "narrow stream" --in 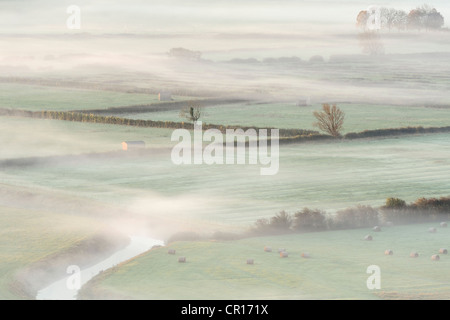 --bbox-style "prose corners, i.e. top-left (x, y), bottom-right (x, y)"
top-left (36, 235), bottom-right (164, 300)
